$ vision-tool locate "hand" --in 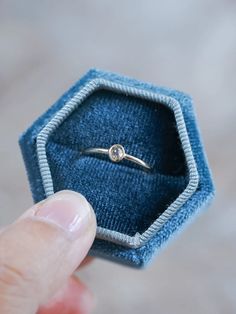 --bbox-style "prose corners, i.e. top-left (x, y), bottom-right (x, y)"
top-left (0, 190), bottom-right (97, 314)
